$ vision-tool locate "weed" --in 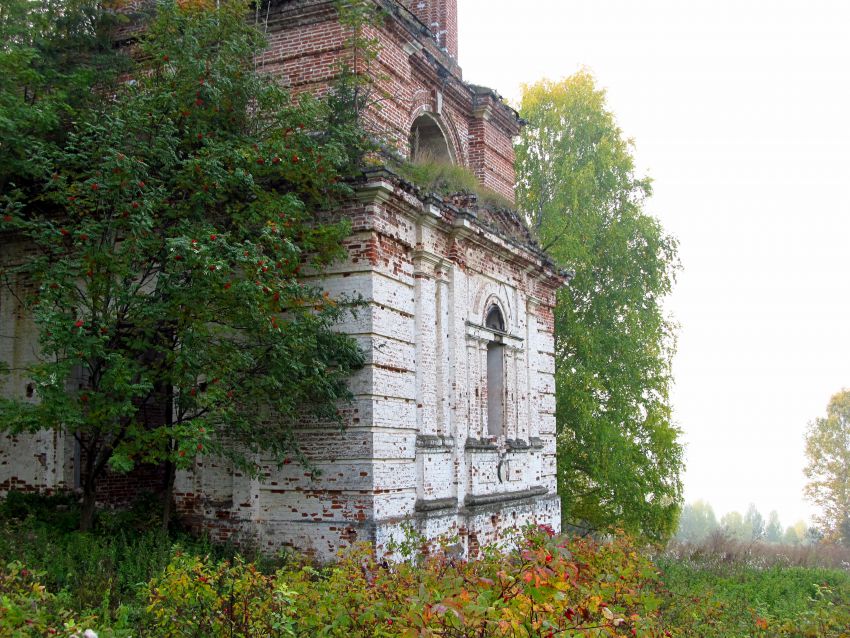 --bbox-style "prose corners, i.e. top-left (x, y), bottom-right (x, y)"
top-left (392, 154), bottom-right (514, 209)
